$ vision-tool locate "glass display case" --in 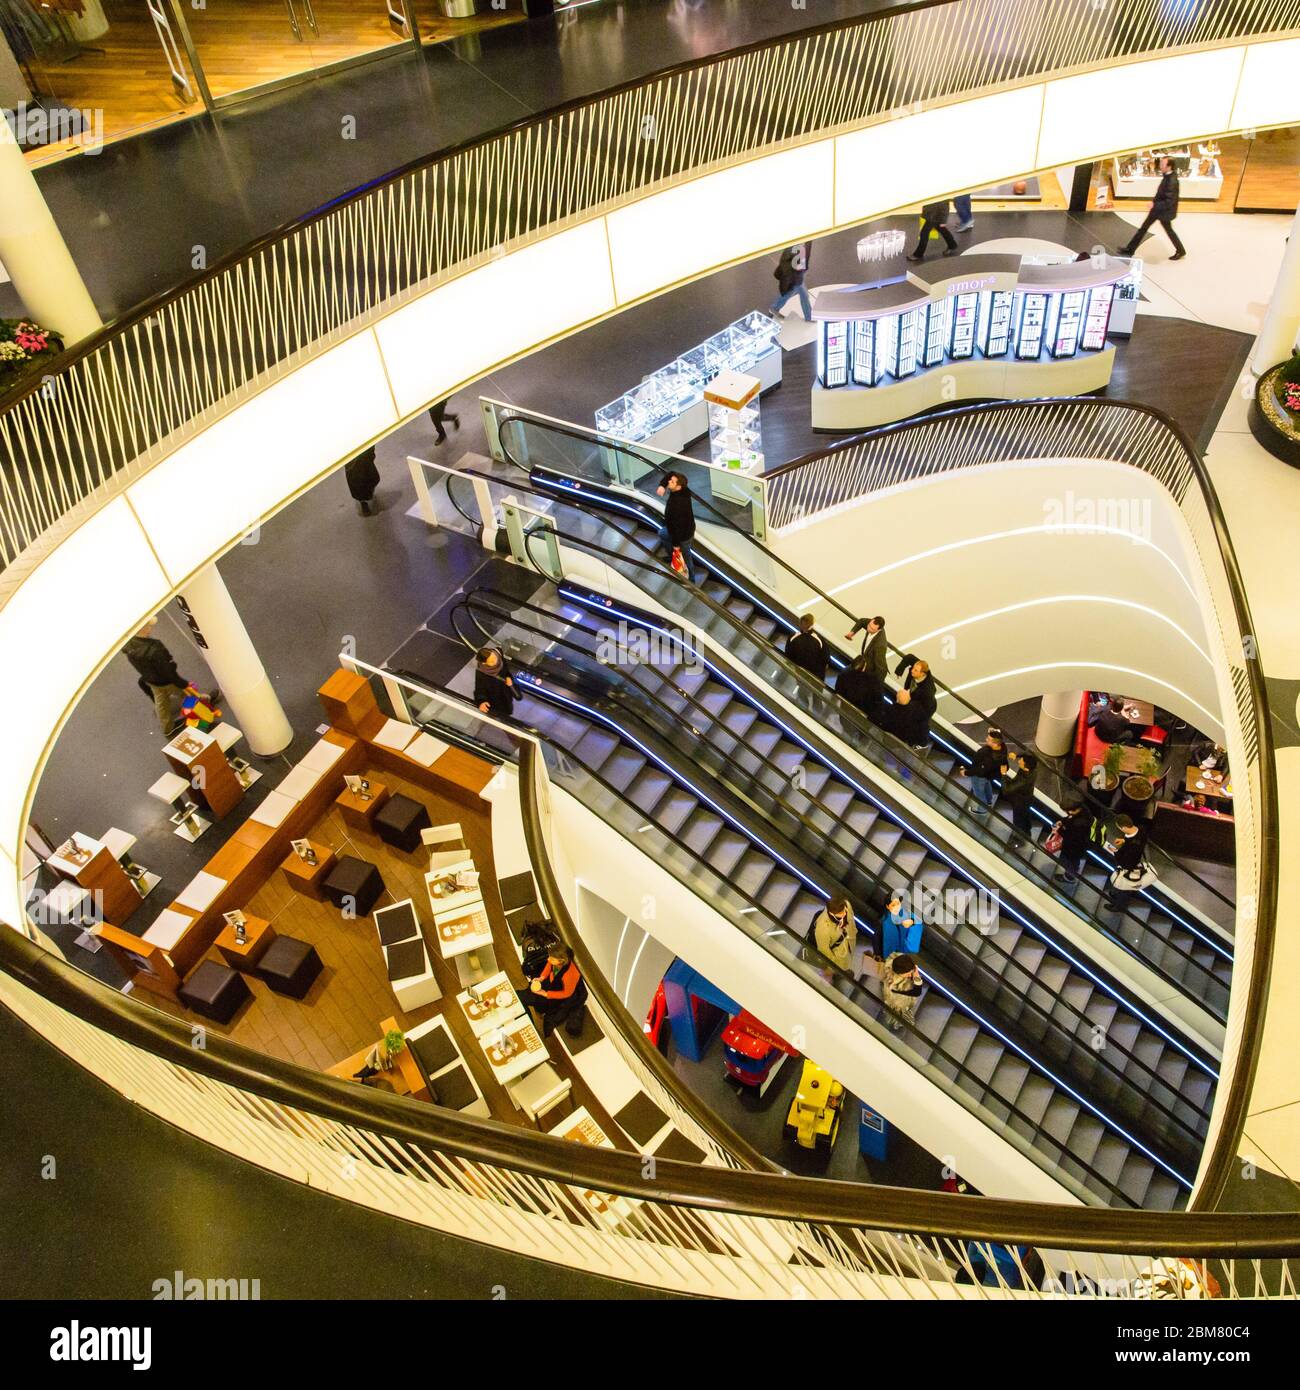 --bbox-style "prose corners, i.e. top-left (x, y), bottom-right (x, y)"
top-left (982, 290), bottom-right (1014, 357)
top-left (1111, 144), bottom-right (1223, 199)
top-left (948, 292), bottom-right (980, 360)
top-left (1049, 289), bottom-right (1086, 358)
top-left (894, 306), bottom-right (924, 378)
top-left (875, 314), bottom-right (899, 382)
top-left (1014, 292), bottom-right (1048, 360)
top-left (1081, 283), bottom-right (1117, 351)
top-left (922, 300), bottom-right (948, 367)
top-left (819, 321), bottom-right (850, 388)
top-left (852, 320), bottom-right (878, 386)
